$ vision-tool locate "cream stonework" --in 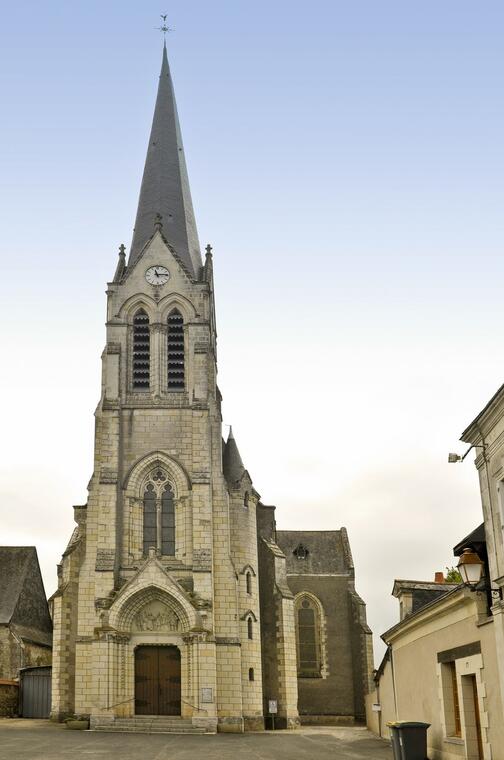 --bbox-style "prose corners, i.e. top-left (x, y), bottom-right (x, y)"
top-left (51, 44), bottom-right (372, 732)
